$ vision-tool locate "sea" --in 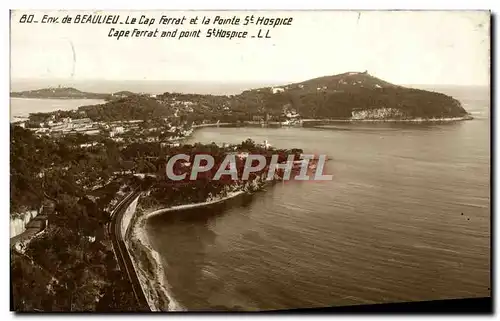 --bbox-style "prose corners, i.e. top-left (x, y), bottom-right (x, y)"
top-left (9, 79), bottom-right (269, 122)
top-left (145, 86), bottom-right (490, 310)
top-left (10, 82), bottom-right (491, 311)
top-left (9, 98), bottom-right (106, 122)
